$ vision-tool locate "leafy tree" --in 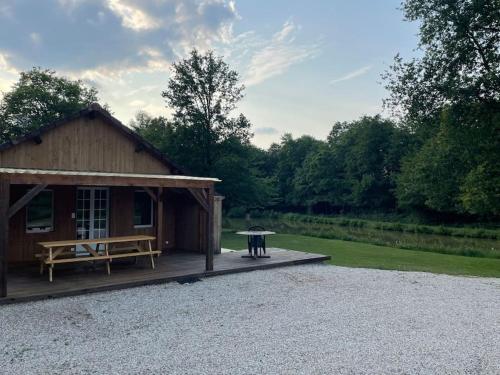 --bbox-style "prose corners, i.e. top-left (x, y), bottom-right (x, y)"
top-left (213, 139), bottom-right (279, 210)
top-left (384, 0), bottom-right (500, 218)
top-left (383, 0), bottom-right (500, 131)
top-left (460, 161), bottom-right (500, 216)
top-left (293, 143), bottom-right (349, 213)
top-left (132, 112), bottom-right (276, 211)
top-left (0, 67), bottom-right (100, 142)
top-left (162, 49), bottom-right (249, 175)
top-left (298, 116), bottom-right (409, 213)
top-left (272, 134), bottom-right (324, 209)
top-left (397, 104), bottom-right (500, 216)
